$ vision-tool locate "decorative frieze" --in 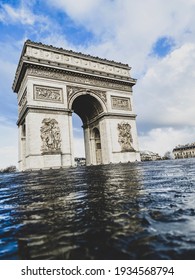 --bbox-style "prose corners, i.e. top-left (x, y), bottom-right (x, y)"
top-left (34, 85), bottom-right (63, 103)
top-left (27, 68), bottom-right (132, 92)
top-left (118, 122), bottom-right (134, 152)
top-left (18, 88), bottom-right (27, 112)
top-left (40, 118), bottom-right (61, 154)
top-left (111, 96), bottom-right (131, 110)
top-left (25, 45), bottom-right (130, 78)
top-left (67, 85), bottom-right (107, 104)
